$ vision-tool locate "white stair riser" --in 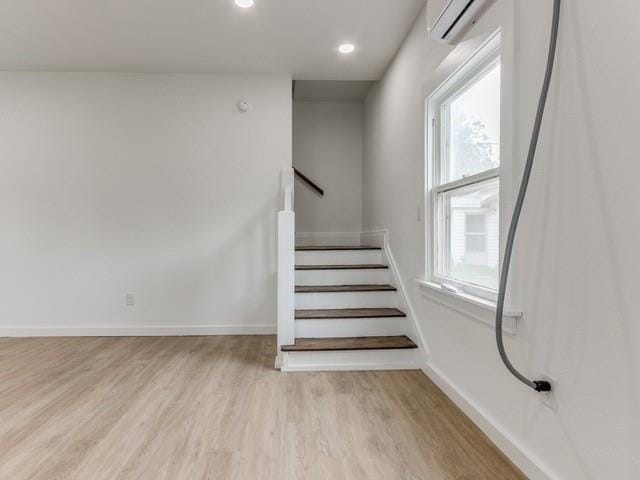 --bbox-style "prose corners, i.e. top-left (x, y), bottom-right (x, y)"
top-left (295, 269), bottom-right (389, 286)
top-left (295, 250), bottom-right (382, 266)
top-left (282, 349), bottom-right (418, 372)
top-left (295, 291), bottom-right (398, 309)
top-left (295, 317), bottom-right (407, 338)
